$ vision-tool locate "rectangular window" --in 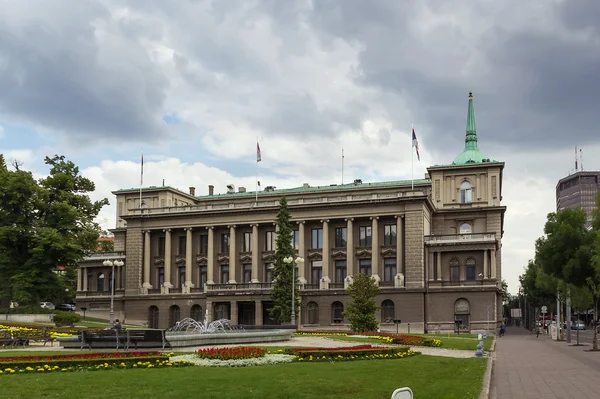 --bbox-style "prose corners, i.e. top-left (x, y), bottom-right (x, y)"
top-left (199, 235), bottom-right (208, 254)
top-left (311, 260), bottom-right (323, 284)
top-left (384, 224), bottom-right (397, 246)
top-left (335, 260), bottom-right (347, 283)
top-left (265, 231), bottom-right (275, 251)
top-left (158, 237), bottom-right (166, 257)
top-left (466, 265), bottom-right (476, 281)
top-left (359, 226), bottom-right (372, 247)
top-left (243, 232), bottom-right (252, 252)
top-left (450, 265), bottom-right (460, 281)
top-left (291, 230), bottom-right (299, 250)
top-left (178, 236), bottom-right (186, 255)
top-left (311, 228), bottom-right (323, 249)
top-left (384, 258), bottom-right (397, 282)
top-left (221, 233), bottom-right (230, 252)
top-left (359, 259), bottom-right (372, 275)
top-left (265, 263), bottom-right (273, 283)
top-left (243, 264), bottom-right (252, 283)
top-left (179, 267), bottom-right (186, 288)
top-left (221, 265), bottom-right (229, 283)
top-left (334, 227), bottom-right (347, 248)
top-left (158, 267), bottom-right (165, 287)
top-left (199, 266), bottom-right (207, 290)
